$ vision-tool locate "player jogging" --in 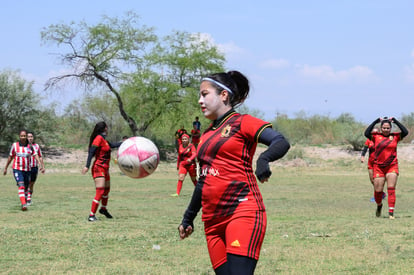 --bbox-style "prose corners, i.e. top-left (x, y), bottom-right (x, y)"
top-left (178, 71), bottom-right (290, 274)
top-left (360, 132), bottom-right (386, 202)
top-left (82, 121), bottom-right (122, 222)
top-left (27, 131), bottom-right (45, 205)
top-left (172, 133), bottom-right (197, 197)
top-left (3, 130), bottom-right (44, 211)
top-left (364, 117), bottom-right (408, 219)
